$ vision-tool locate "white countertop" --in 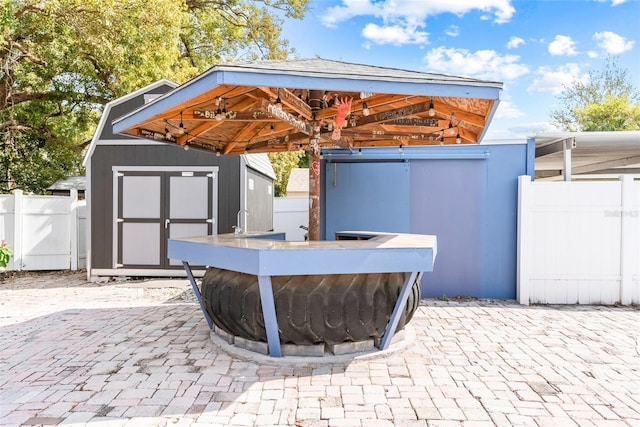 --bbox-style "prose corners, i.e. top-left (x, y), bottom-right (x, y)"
top-left (168, 231), bottom-right (437, 276)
